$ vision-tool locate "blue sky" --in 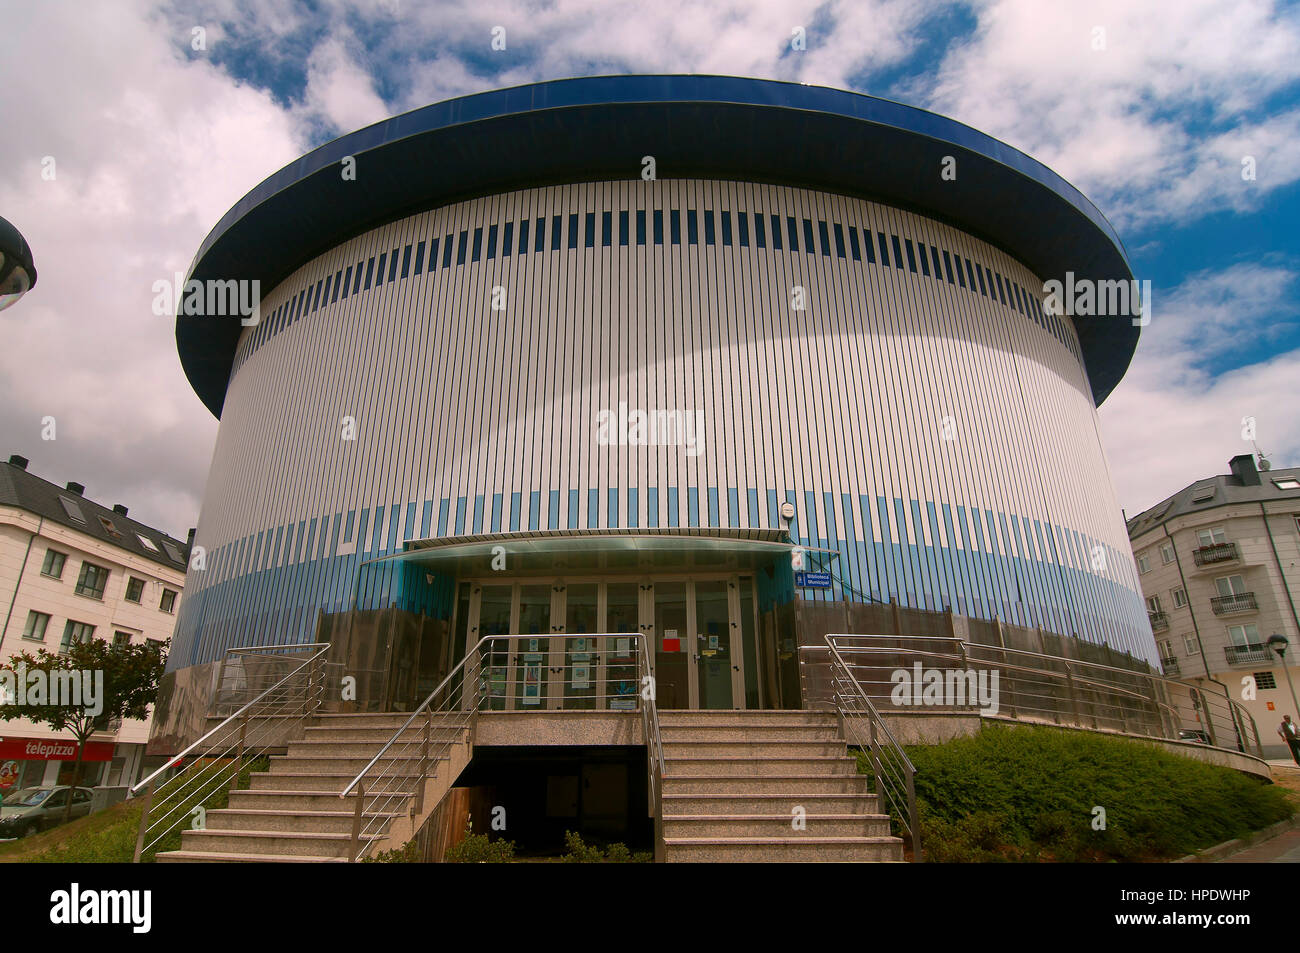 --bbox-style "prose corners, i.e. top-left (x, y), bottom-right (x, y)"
top-left (1, 0), bottom-right (1298, 535)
